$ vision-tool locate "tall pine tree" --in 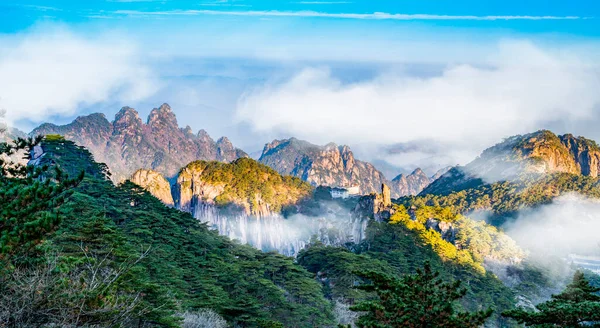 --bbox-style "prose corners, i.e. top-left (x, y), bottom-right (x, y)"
top-left (503, 270), bottom-right (600, 327)
top-left (0, 136), bottom-right (82, 261)
top-left (351, 262), bottom-right (493, 328)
